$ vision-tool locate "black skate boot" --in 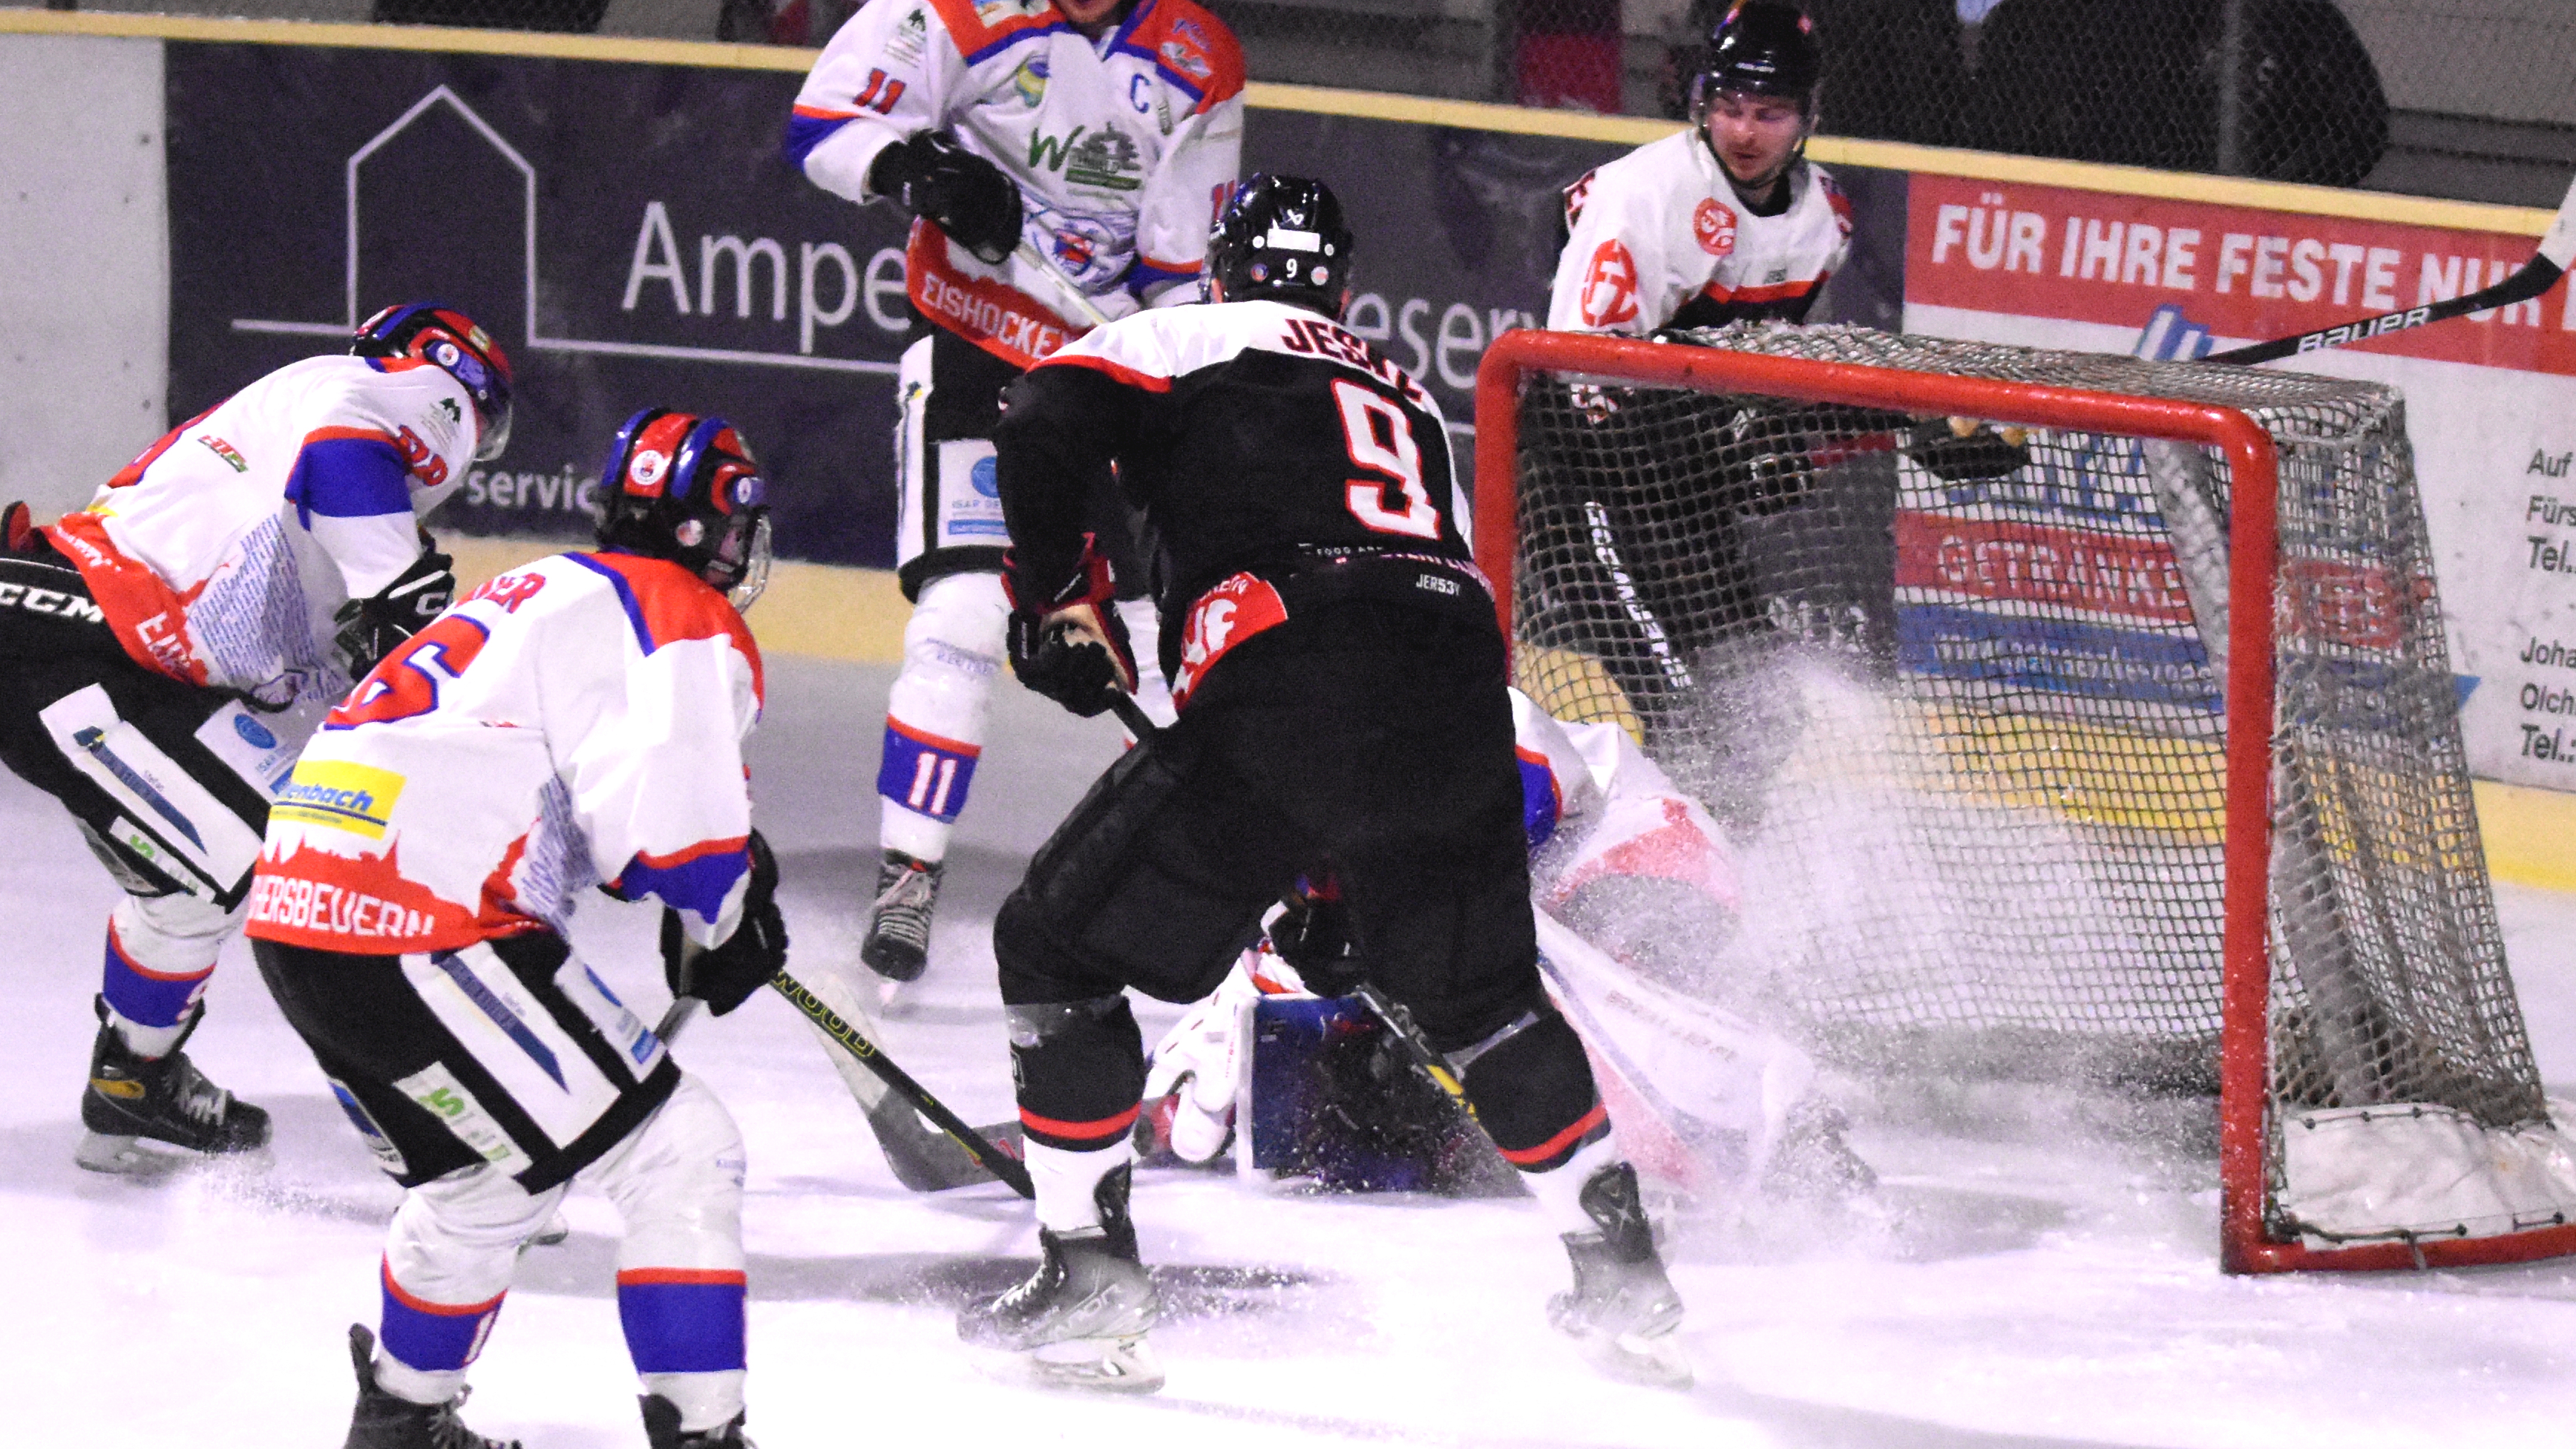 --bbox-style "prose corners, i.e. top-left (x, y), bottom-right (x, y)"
top-left (344, 1324), bottom-right (521, 1449)
top-left (958, 1163), bottom-right (1163, 1392)
top-left (1548, 1162), bottom-right (1692, 1388)
top-left (76, 995), bottom-right (271, 1174)
top-left (859, 850), bottom-right (942, 987)
top-left (640, 1393), bottom-right (755, 1448)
